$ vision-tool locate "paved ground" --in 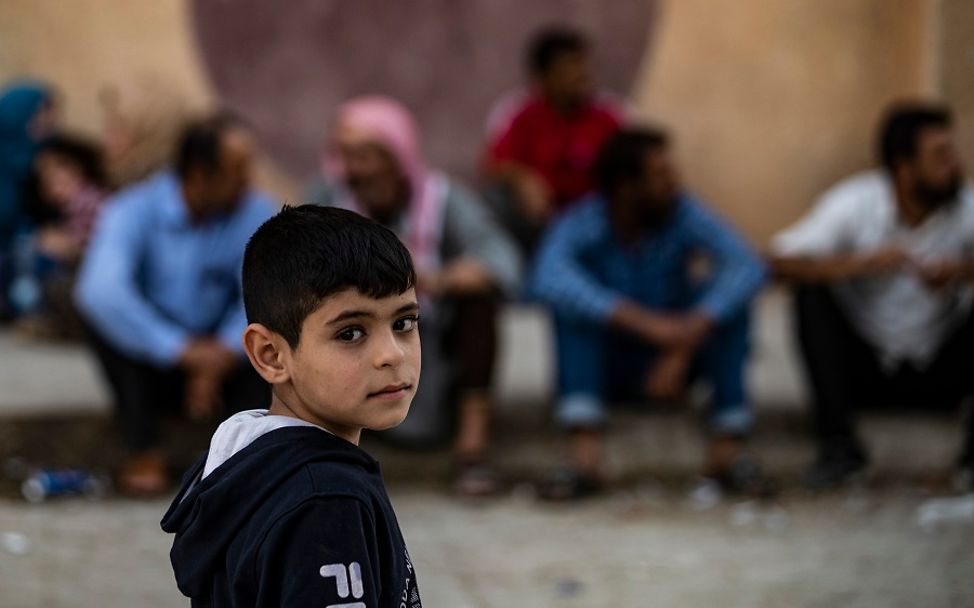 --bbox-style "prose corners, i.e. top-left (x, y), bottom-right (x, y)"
top-left (2, 483), bottom-right (972, 607)
top-left (1, 292), bottom-right (973, 607)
